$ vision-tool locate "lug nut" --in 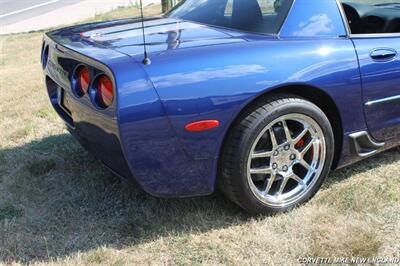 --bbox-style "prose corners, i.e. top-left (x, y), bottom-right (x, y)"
top-left (290, 154), bottom-right (296, 160)
top-left (284, 145), bottom-right (290, 151)
top-left (272, 163), bottom-right (278, 170)
top-left (282, 165), bottom-right (288, 172)
top-left (273, 150), bottom-right (279, 156)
